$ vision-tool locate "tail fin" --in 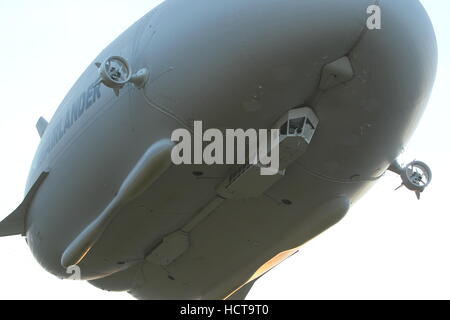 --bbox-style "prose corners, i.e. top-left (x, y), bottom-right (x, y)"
top-left (36, 117), bottom-right (48, 138)
top-left (0, 171), bottom-right (48, 237)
